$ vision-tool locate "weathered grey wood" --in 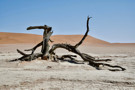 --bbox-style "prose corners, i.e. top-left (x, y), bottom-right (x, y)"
top-left (27, 25), bottom-right (52, 31)
top-left (41, 30), bottom-right (53, 58)
top-left (13, 25), bottom-right (53, 61)
top-left (26, 25), bottom-right (53, 59)
top-left (25, 25), bottom-right (53, 54)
